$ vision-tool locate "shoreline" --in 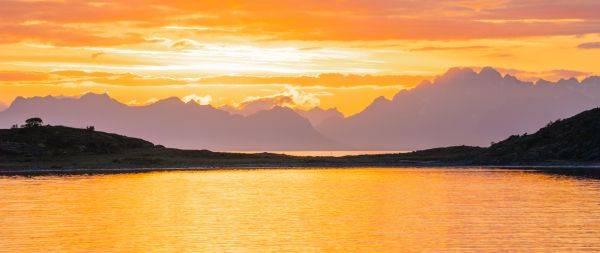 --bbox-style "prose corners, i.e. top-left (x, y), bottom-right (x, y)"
top-left (2, 163), bottom-right (600, 176)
